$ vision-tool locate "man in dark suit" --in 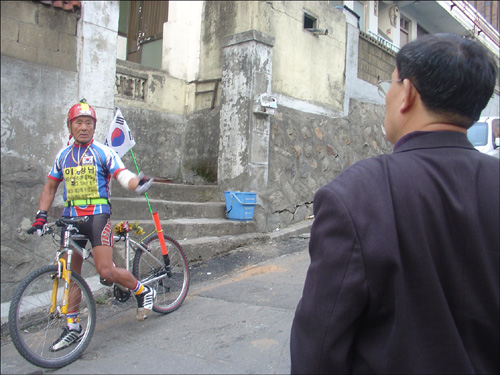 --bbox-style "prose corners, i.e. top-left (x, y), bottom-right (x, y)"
top-left (290, 34), bottom-right (499, 374)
